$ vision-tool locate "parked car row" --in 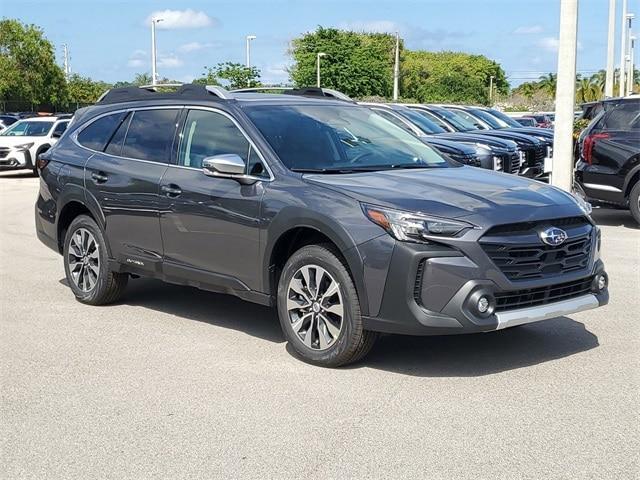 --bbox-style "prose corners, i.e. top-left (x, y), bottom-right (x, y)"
top-left (34, 84), bottom-right (609, 367)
